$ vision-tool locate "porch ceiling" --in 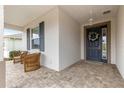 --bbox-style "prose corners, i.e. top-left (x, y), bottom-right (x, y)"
top-left (4, 5), bottom-right (56, 27)
top-left (4, 5), bottom-right (119, 27)
top-left (60, 5), bottom-right (119, 24)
